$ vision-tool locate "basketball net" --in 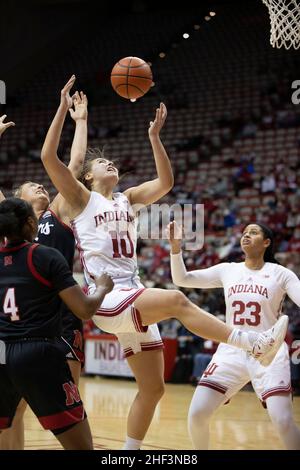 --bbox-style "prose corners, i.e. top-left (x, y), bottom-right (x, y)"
top-left (262, 0), bottom-right (300, 49)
